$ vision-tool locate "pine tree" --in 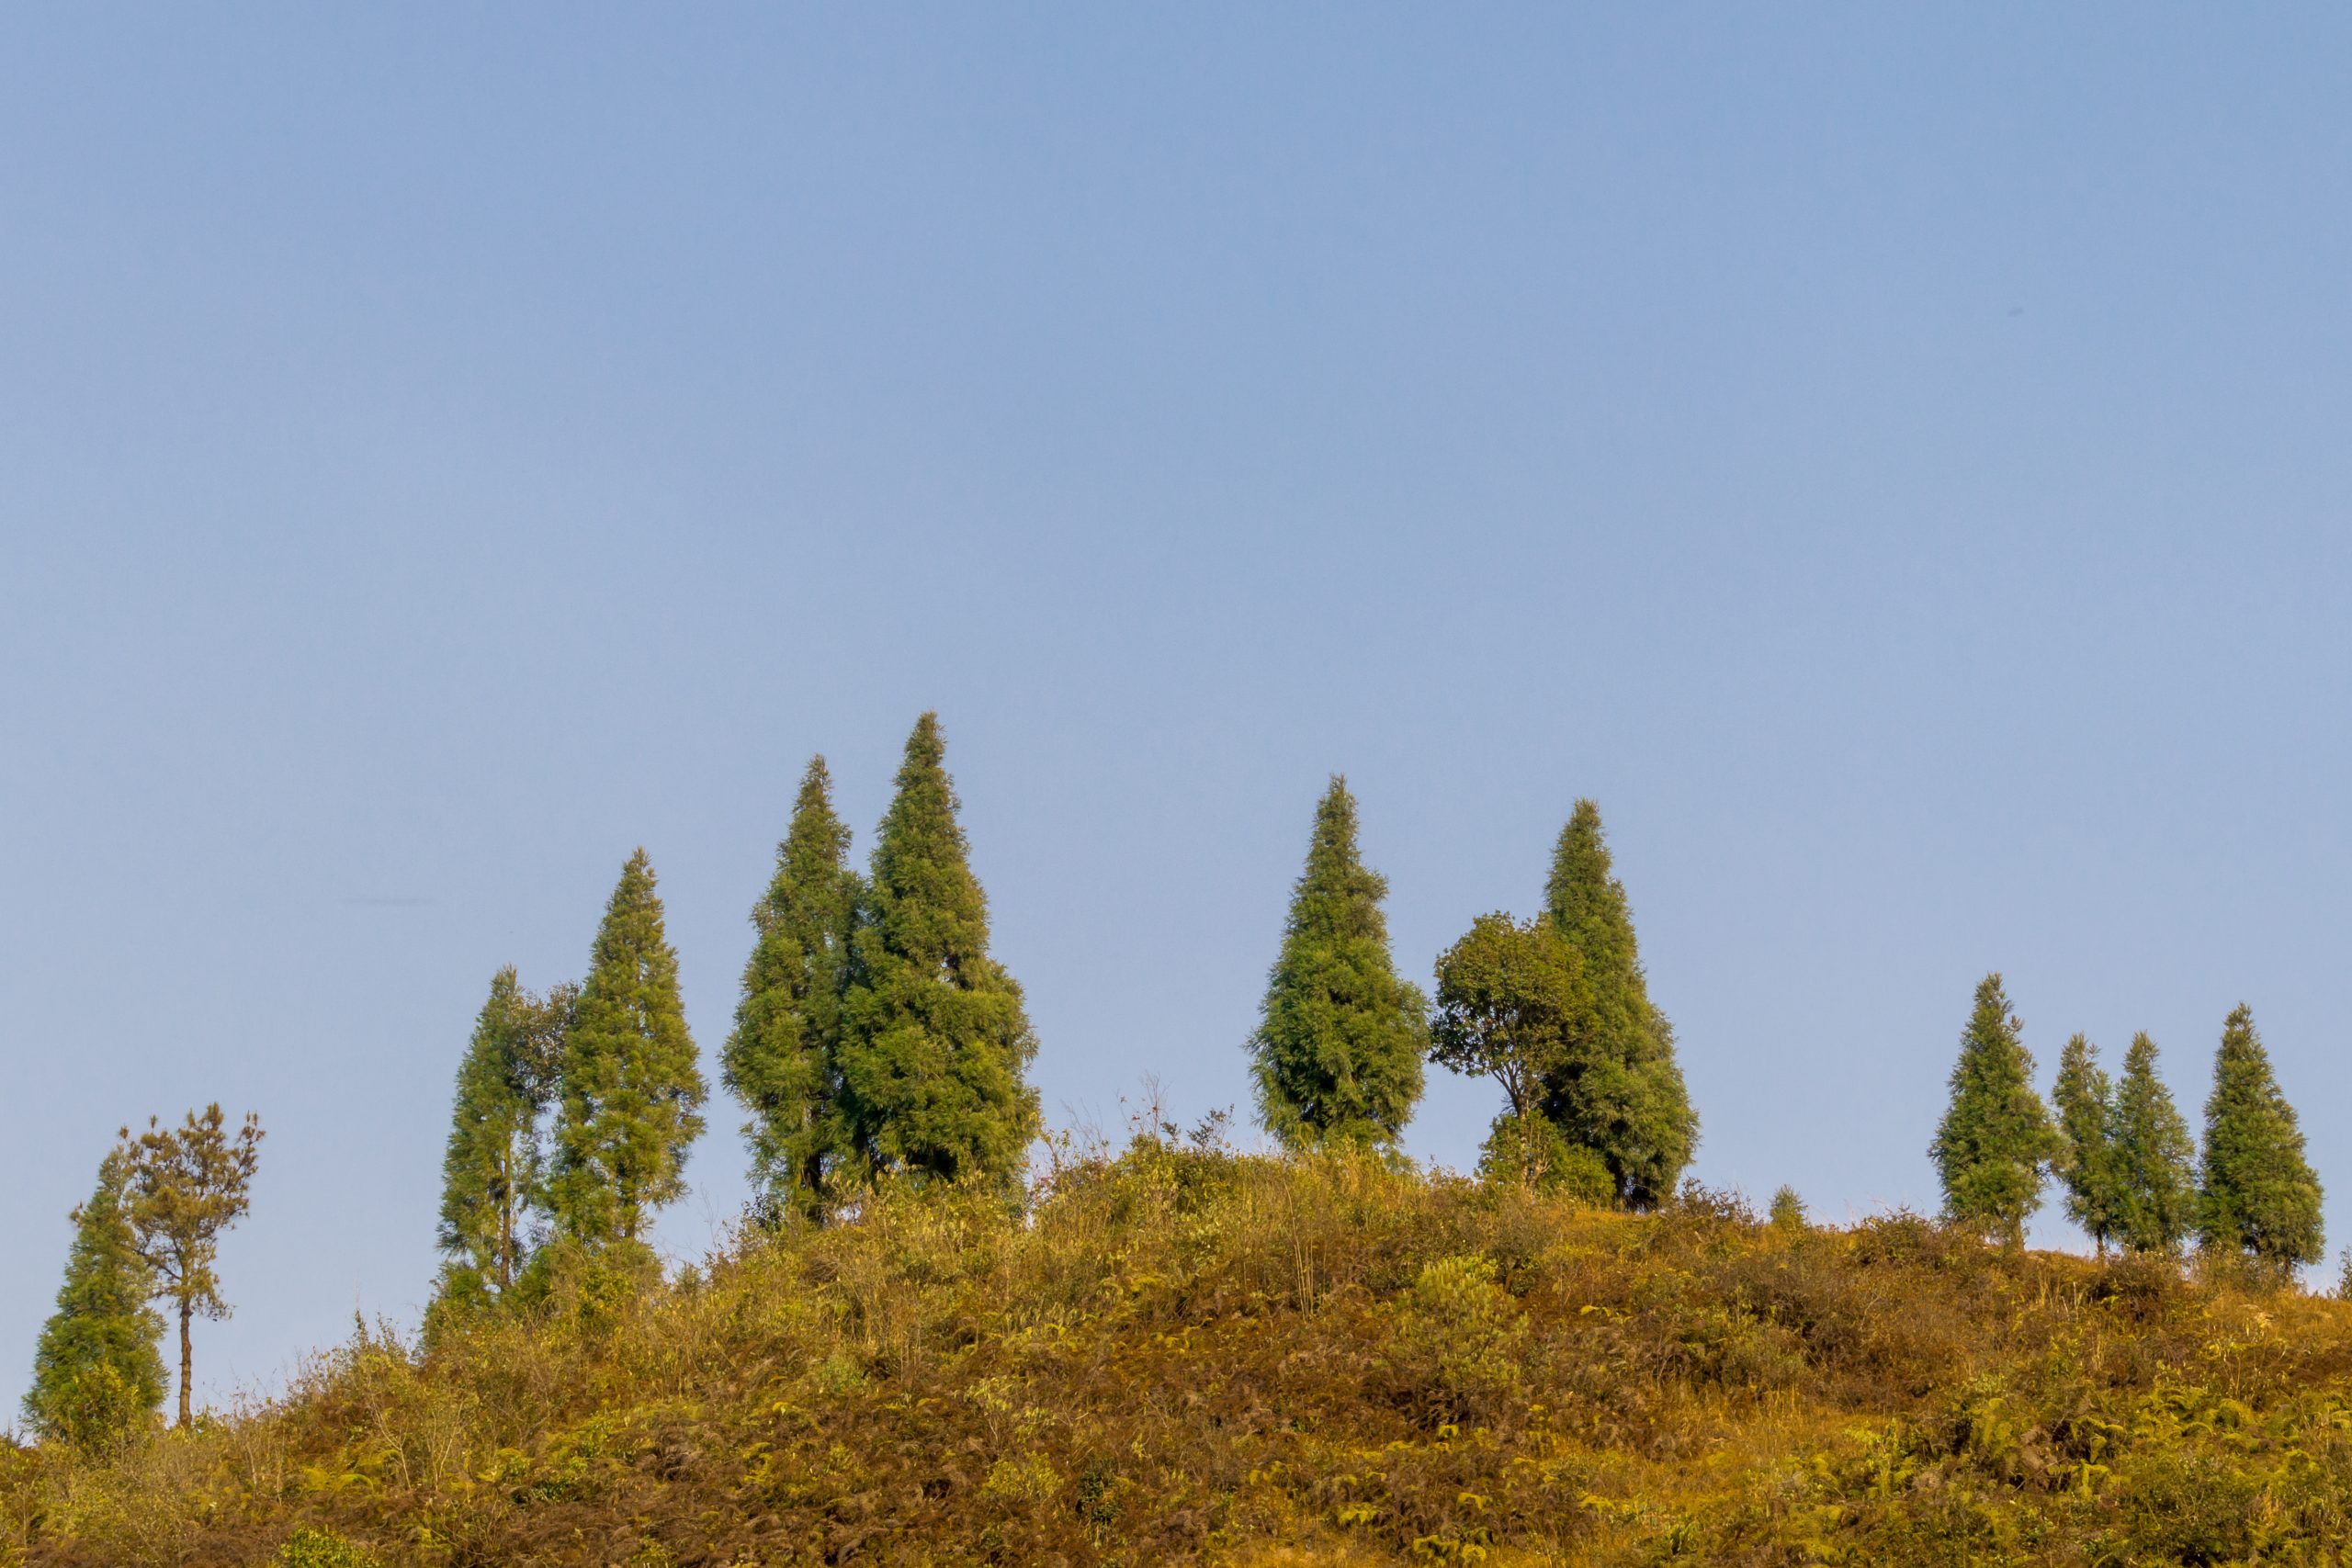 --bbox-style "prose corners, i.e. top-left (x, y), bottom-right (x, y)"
top-left (1537, 800), bottom-right (1696, 1208)
top-left (2198, 1003), bottom-right (2324, 1280)
top-left (2051, 1033), bottom-right (2120, 1256)
top-left (548, 850), bottom-right (706, 1247)
top-left (1928, 975), bottom-right (2055, 1248)
top-left (1247, 776), bottom-right (1428, 1151)
top-left (118, 1105), bottom-right (264, 1427)
top-left (1430, 913), bottom-right (1589, 1187)
top-left (836, 714), bottom-right (1040, 1191)
top-left (2108, 1031), bottom-right (2196, 1256)
top-left (22, 1150), bottom-right (165, 1448)
top-left (723, 756), bottom-right (860, 1222)
top-left (436, 968), bottom-right (571, 1299)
